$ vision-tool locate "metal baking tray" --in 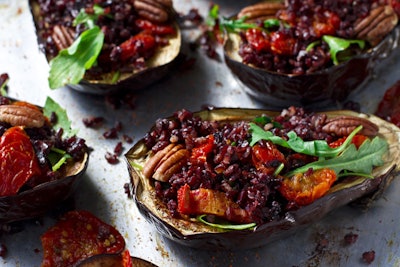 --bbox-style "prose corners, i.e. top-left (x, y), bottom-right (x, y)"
top-left (1, 0), bottom-right (400, 266)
